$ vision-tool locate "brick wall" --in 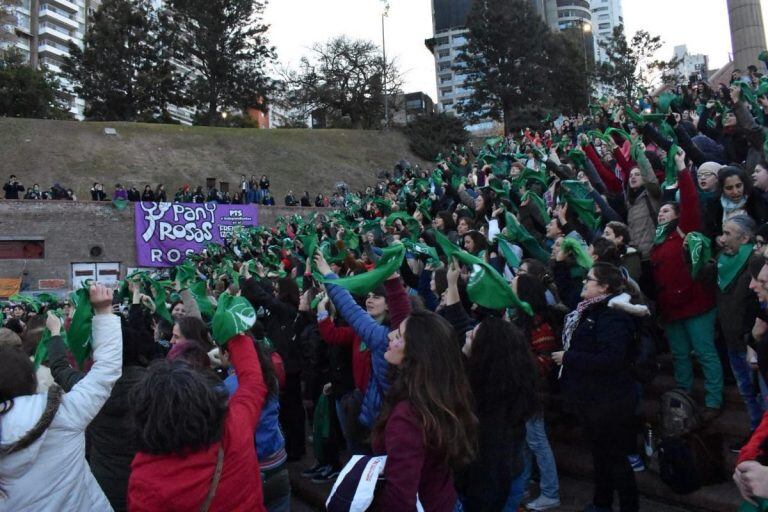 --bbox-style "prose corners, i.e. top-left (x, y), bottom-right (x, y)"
top-left (0, 201), bottom-right (320, 291)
